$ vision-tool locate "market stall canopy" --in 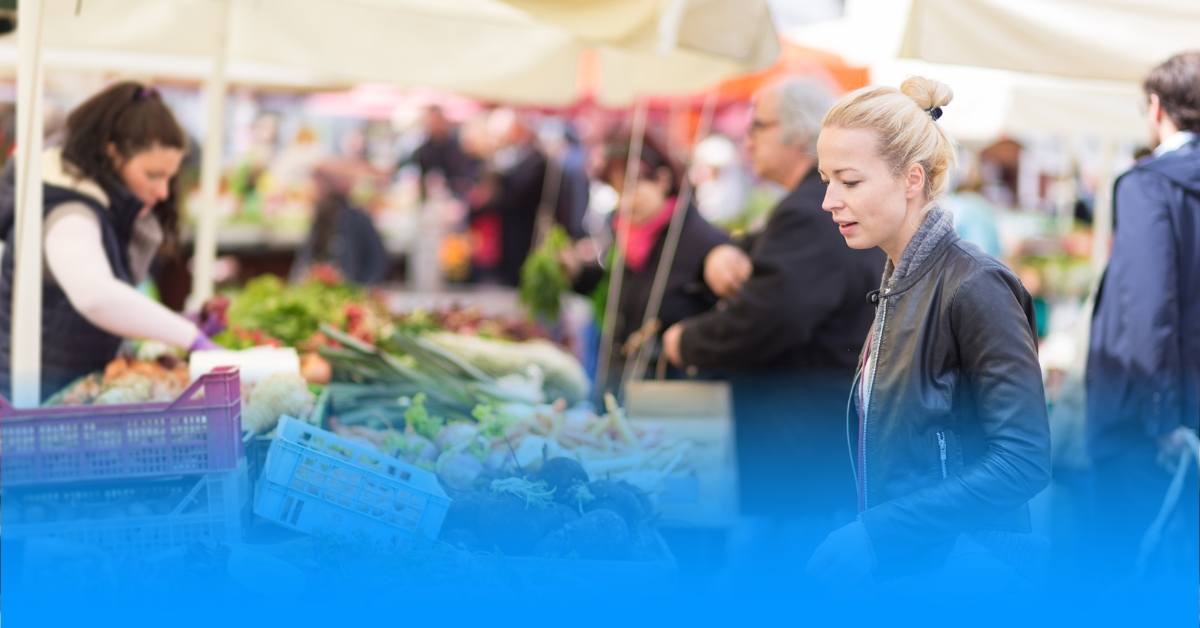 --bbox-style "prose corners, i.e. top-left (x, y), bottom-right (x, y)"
top-left (788, 0), bottom-right (1148, 142)
top-left (898, 0), bottom-right (1200, 82)
top-left (870, 60), bottom-right (1146, 142)
top-left (2, 0), bottom-right (779, 105)
top-left (0, 44), bottom-right (347, 89)
top-left (498, 0), bottom-right (778, 68)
